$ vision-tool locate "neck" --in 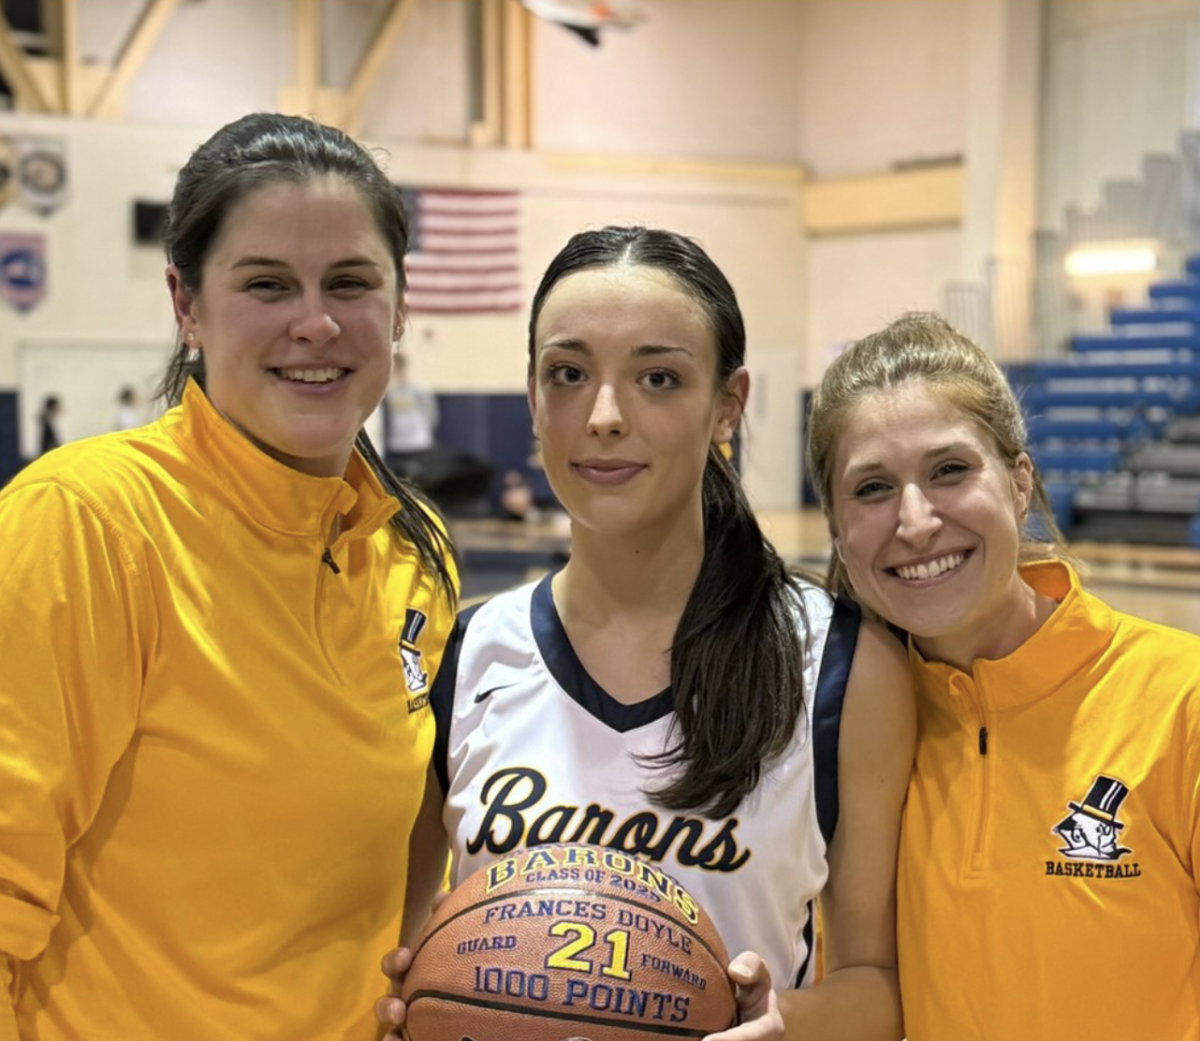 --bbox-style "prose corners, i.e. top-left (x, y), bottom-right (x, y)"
top-left (555, 513), bottom-right (706, 634)
top-left (915, 570), bottom-right (1058, 672)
